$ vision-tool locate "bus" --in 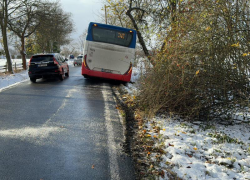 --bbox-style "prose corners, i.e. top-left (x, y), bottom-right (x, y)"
top-left (81, 22), bottom-right (137, 82)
